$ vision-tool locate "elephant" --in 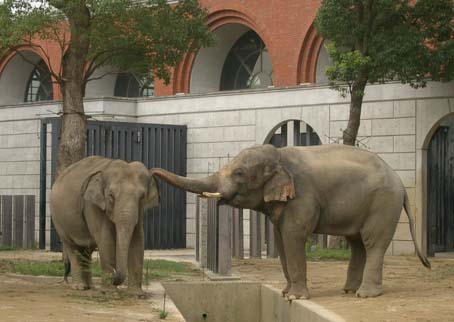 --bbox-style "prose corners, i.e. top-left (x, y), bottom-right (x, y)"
top-left (50, 156), bottom-right (159, 292)
top-left (152, 144), bottom-right (430, 299)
